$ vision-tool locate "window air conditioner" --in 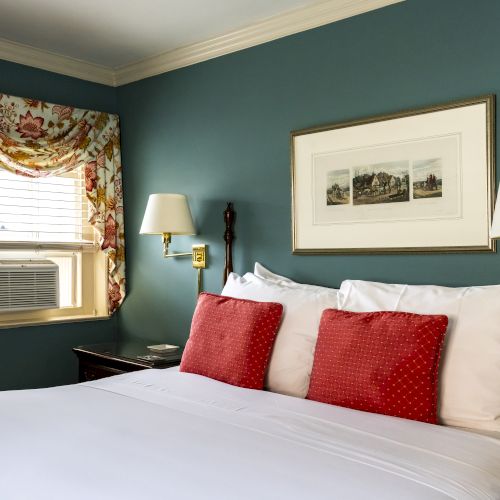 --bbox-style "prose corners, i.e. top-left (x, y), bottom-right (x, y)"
top-left (0, 260), bottom-right (59, 312)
